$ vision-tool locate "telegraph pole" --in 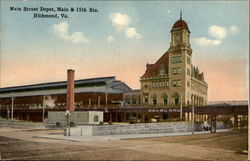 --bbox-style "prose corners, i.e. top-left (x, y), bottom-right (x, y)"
top-left (192, 105), bottom-right (194, 135)
top-left (180, 95), bottom-right (183, 121)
